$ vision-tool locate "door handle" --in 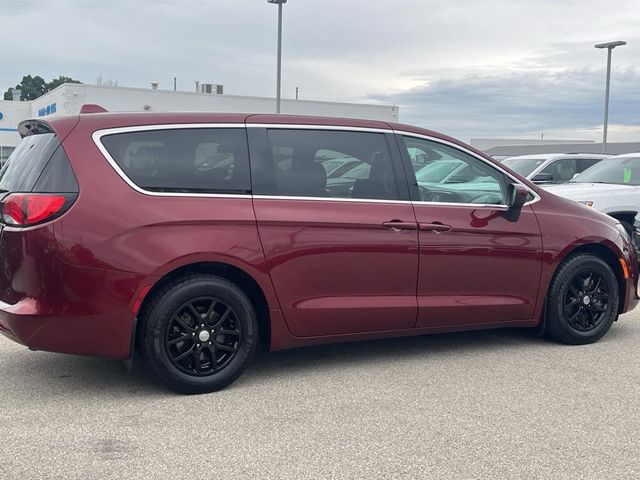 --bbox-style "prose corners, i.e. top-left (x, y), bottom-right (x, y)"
top-left (419, 222), bottom-right (452, 232)
top-left (383, 220), bottom-right (418, 231)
